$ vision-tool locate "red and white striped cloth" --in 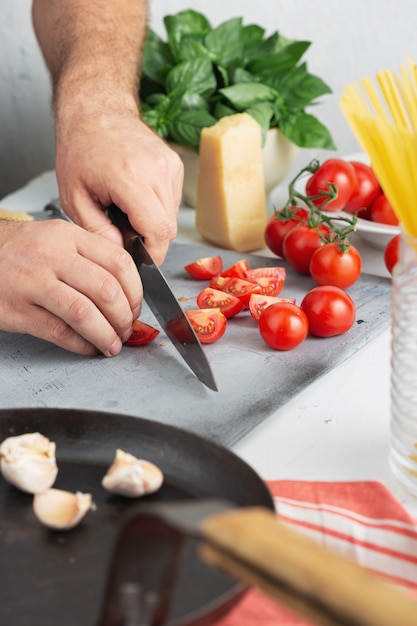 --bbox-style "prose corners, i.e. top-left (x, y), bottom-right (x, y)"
top-left (216, 480), bottom-right (417, 626)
